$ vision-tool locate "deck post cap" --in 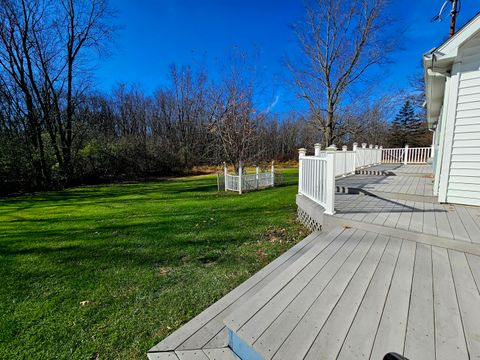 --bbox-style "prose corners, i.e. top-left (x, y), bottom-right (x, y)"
top-left (326, 144), bottom-right (337, 151)
top-left (361, 143), bottom-right (367, 148)
top-left (342, 145), bottom-right (348, 151)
